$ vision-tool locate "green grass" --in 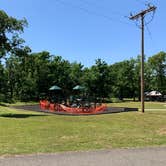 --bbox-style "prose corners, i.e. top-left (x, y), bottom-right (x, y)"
top-left (0, 101), bottom-right (38, 107)
top-left (0, 102), bottom-right (166, 155)
top-left (108, 101), bottom-right (166, 109)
